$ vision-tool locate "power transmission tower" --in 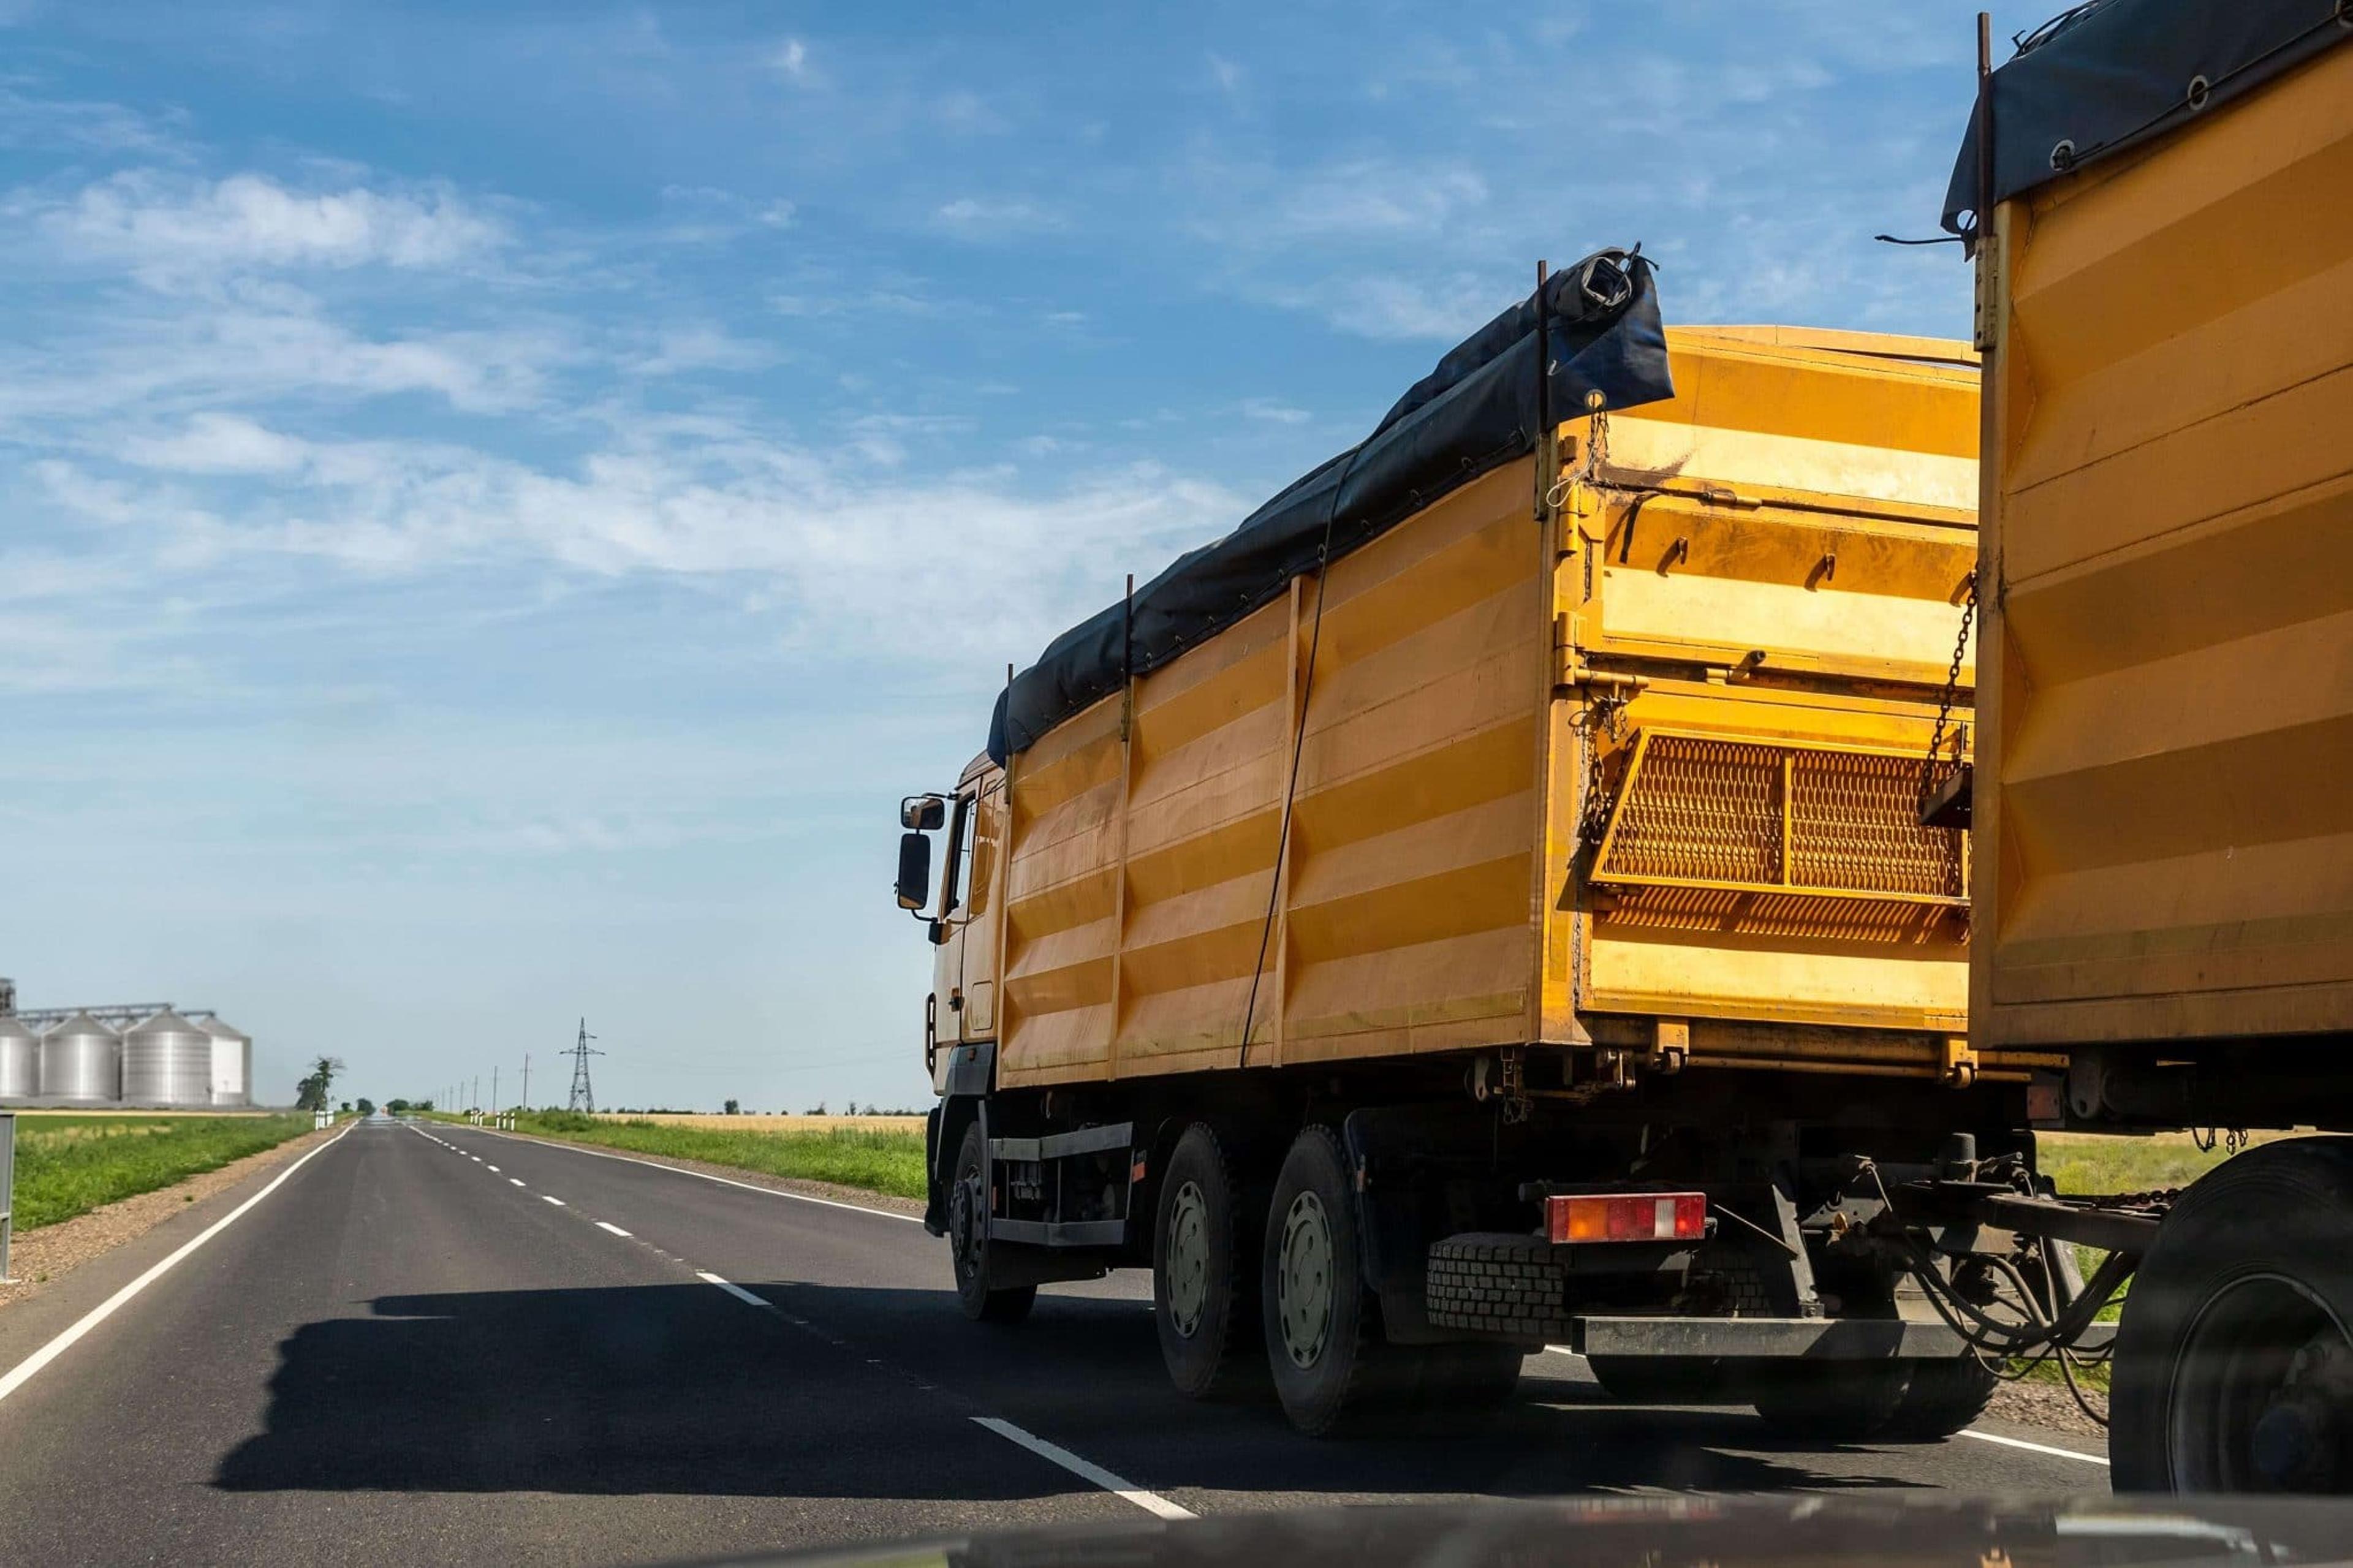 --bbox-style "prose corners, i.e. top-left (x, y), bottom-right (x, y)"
top-left (563, 1019), bottom-right (604, 1113)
